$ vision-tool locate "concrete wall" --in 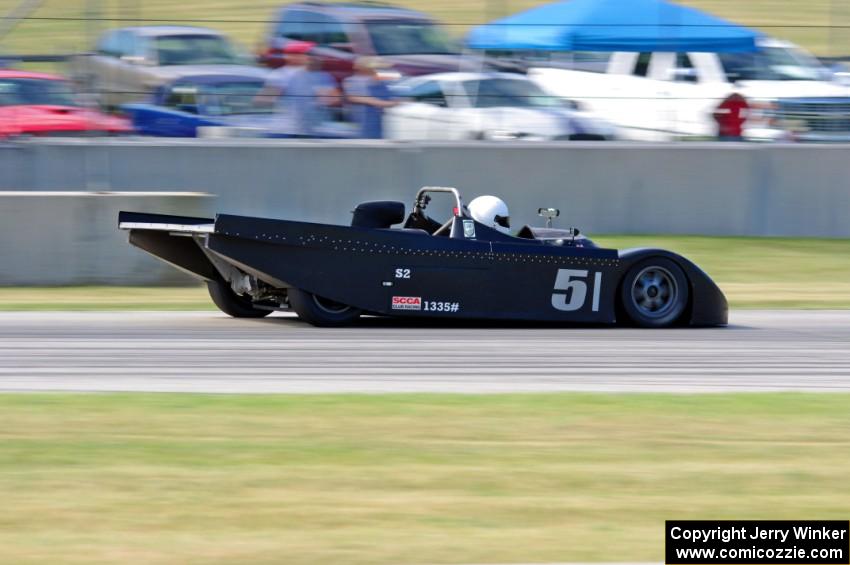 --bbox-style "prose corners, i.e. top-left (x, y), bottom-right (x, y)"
top-left (2, 139), bottom-right (848, 238)
top-left (0, 192), bottom-right (212, 286)
top-left (1, 139), bottom-right (848, 285)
